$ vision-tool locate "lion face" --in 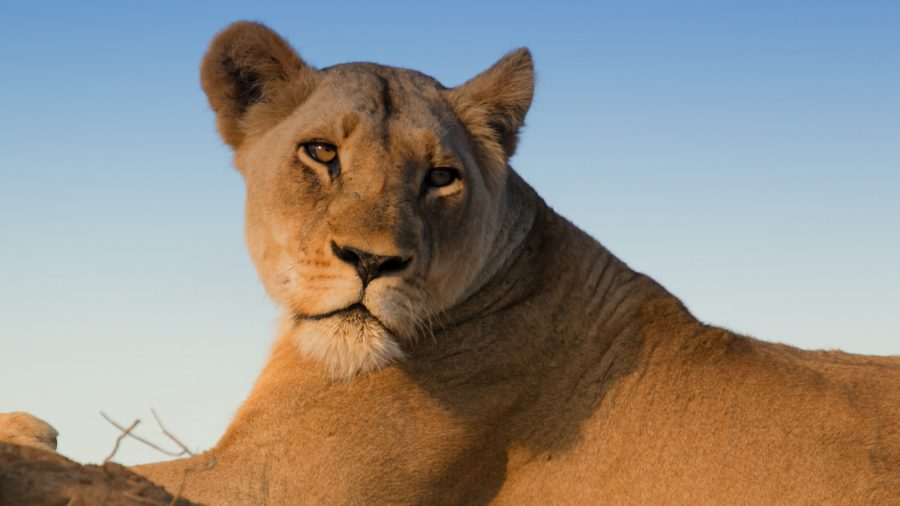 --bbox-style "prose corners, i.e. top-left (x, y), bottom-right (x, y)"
top-left (201, 23), bottom-right (533, 378)
top-left (239, 67), bottom-right (505, 377)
